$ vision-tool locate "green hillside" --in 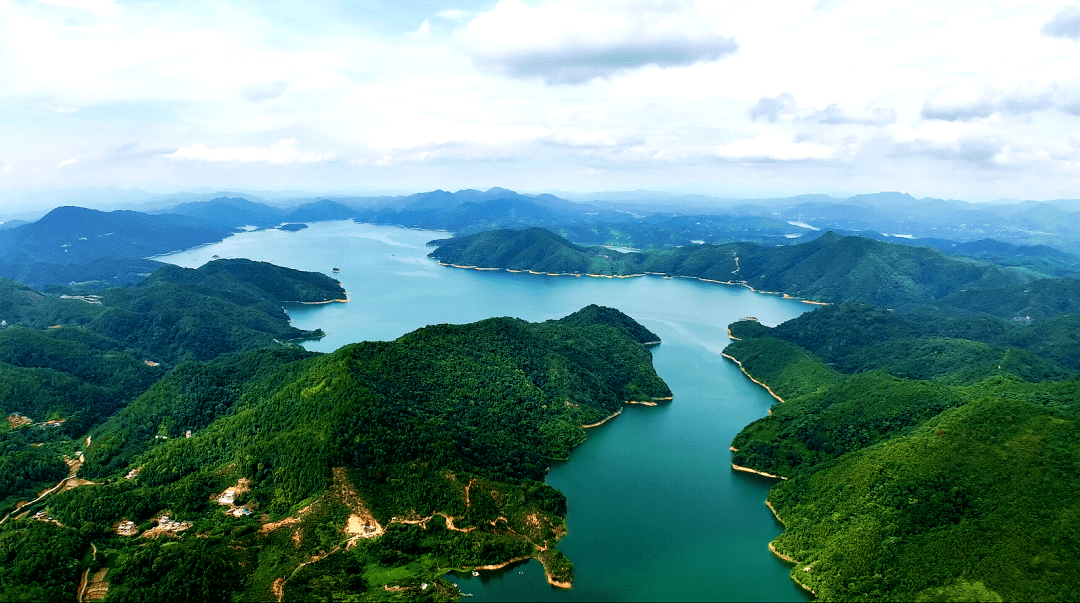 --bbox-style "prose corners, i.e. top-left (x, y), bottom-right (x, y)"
top-left (429, 227), bottom-right (642, 275)
top-left (724, 306), bottom-right (1080, 601)
top-left (0, 260), bottom-right (344, 518)
top-left (431, 228), bottom-right (1071, 313)
top-left (2, 305), bottom-right (669, 601)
